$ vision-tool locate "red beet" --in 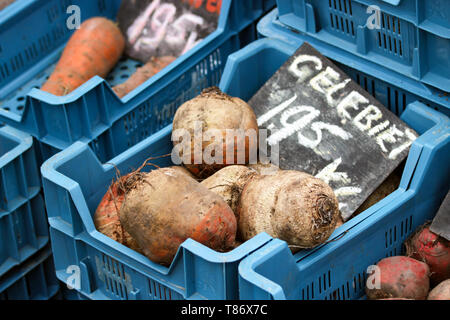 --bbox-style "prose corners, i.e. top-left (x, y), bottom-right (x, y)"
top-left (427, 279), bottom-right (450, 300)
top-left (365, 256), bottom-right (430, 300)
top-left (405, 223), bottom-right (450, 287)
